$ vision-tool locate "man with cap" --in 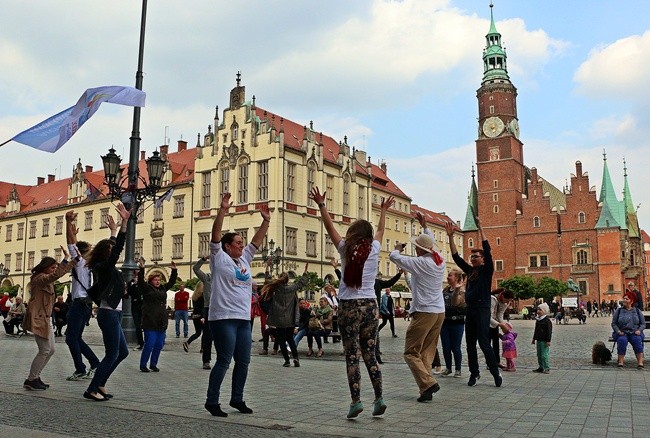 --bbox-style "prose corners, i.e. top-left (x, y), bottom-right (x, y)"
top-left (445, 217), bottom-right (502, 388)
top-left (532, 303), bottom-right (553, 373)
top-left (390, 211), bottom-right (446, 402)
